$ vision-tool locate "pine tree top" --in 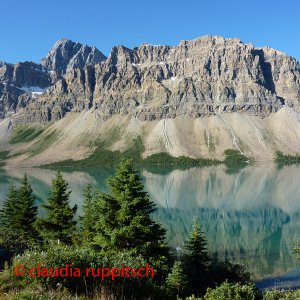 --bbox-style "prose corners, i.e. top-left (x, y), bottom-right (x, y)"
top-left (184, 216), bottom-right (210, 264)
